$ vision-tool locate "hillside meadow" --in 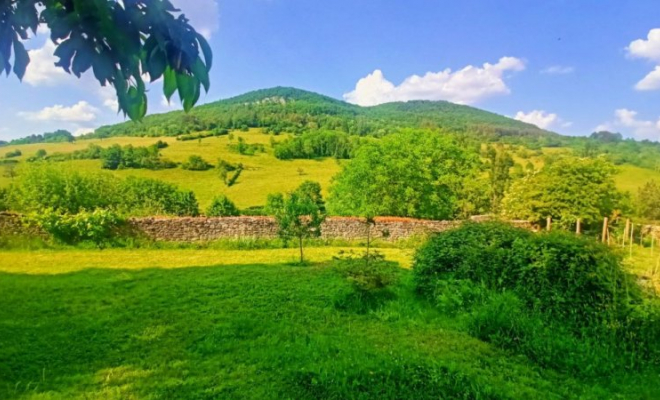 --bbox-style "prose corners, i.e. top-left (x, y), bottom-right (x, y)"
top-left (2, 129), bottom-right (658, 210)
